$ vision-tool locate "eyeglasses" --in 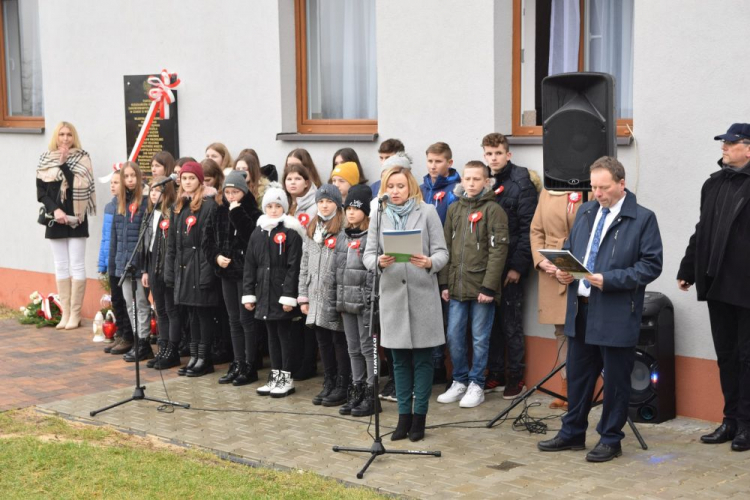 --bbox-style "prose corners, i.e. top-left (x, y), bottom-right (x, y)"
top-left (722, 140), bottom-right (750, 146)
